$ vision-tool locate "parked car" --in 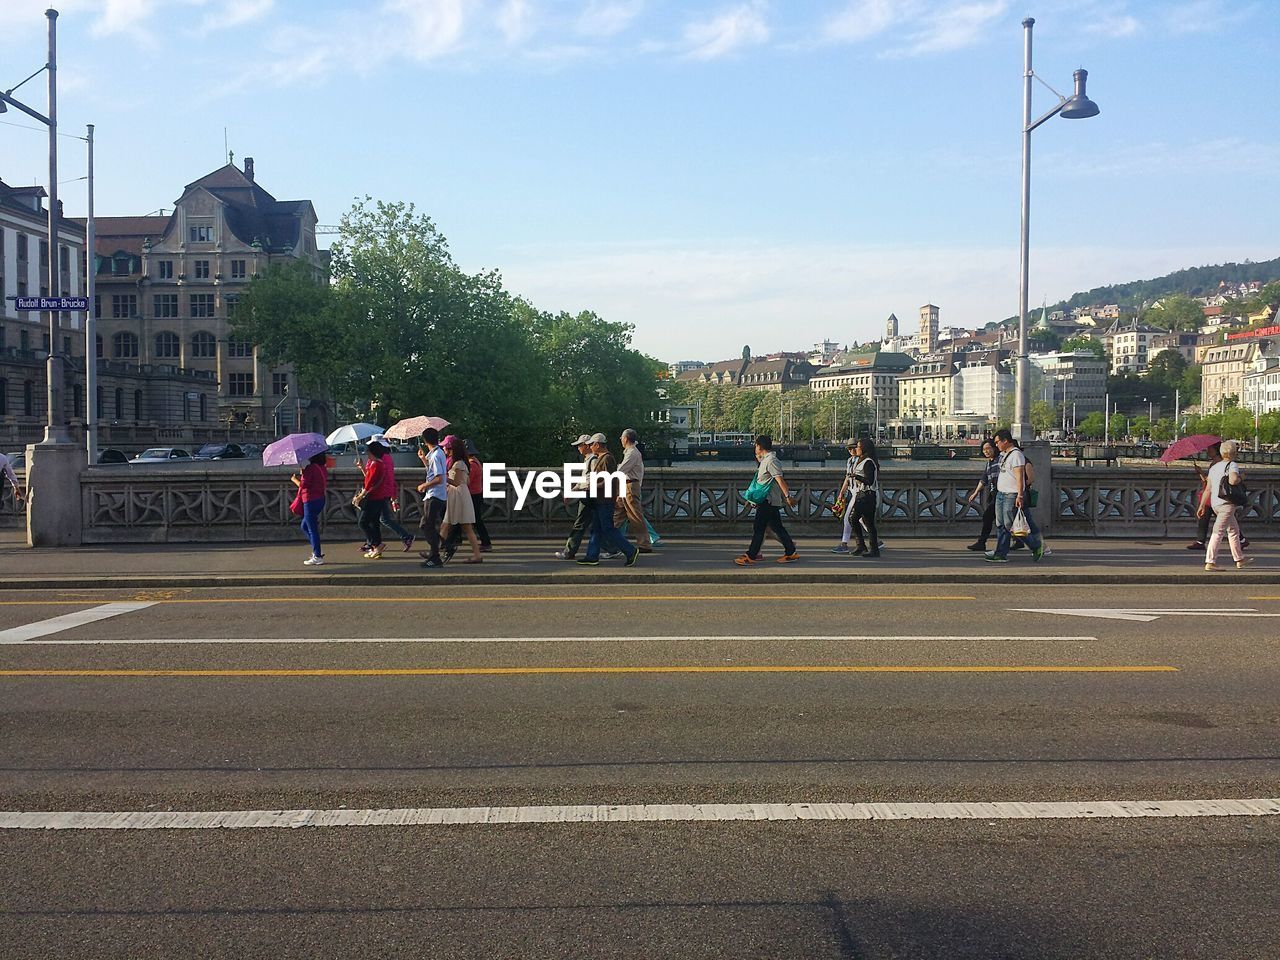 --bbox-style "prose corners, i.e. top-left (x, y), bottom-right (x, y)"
top-left (239, 443), bottom-right (263, 461)
top-left (96, 448), bottom-right (129, 465)
top-left (193, 442), bottom-right (246, 461)
top-left (130, 447), bottom-right (193, 463)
